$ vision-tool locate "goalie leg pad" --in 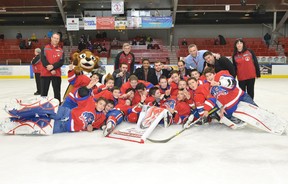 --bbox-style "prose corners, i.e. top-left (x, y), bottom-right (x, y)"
top-left (233, 101), bottom-right (288, 135)
top-left (1, 117), bottom-right (54, 135)
top-left (7, 98), bottom-right (59, 119)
